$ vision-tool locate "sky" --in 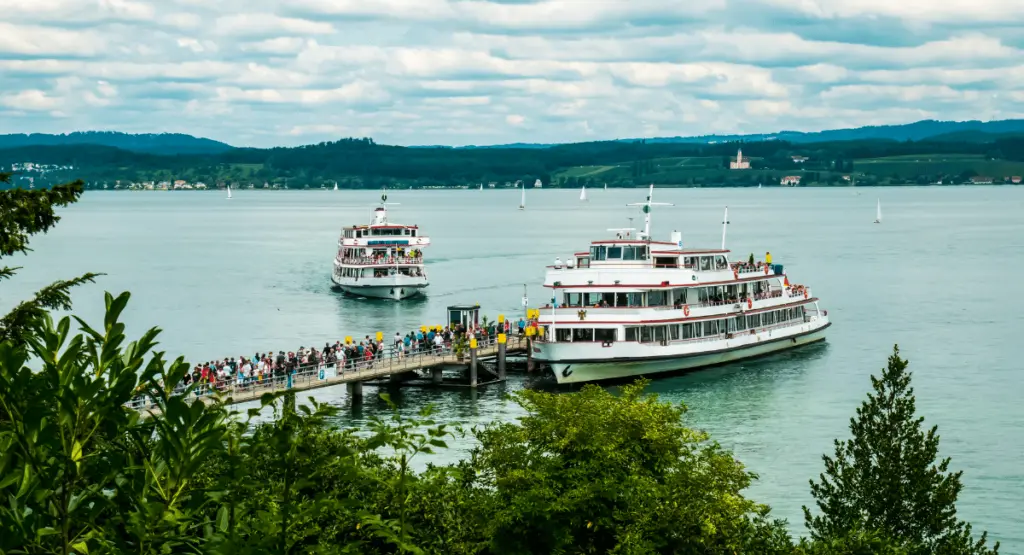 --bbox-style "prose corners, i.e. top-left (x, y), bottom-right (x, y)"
top-left (2, 0), bottom-right (1023, 147)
